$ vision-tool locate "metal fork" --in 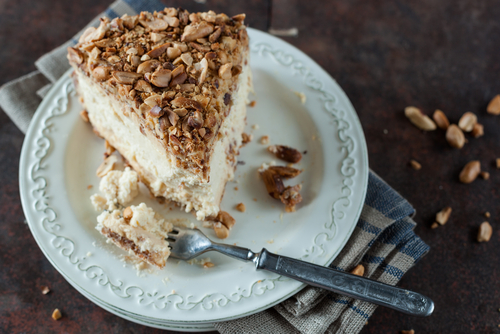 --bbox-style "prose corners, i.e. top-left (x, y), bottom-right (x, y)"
top-left (167, 226), bottom-right (434, 317)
